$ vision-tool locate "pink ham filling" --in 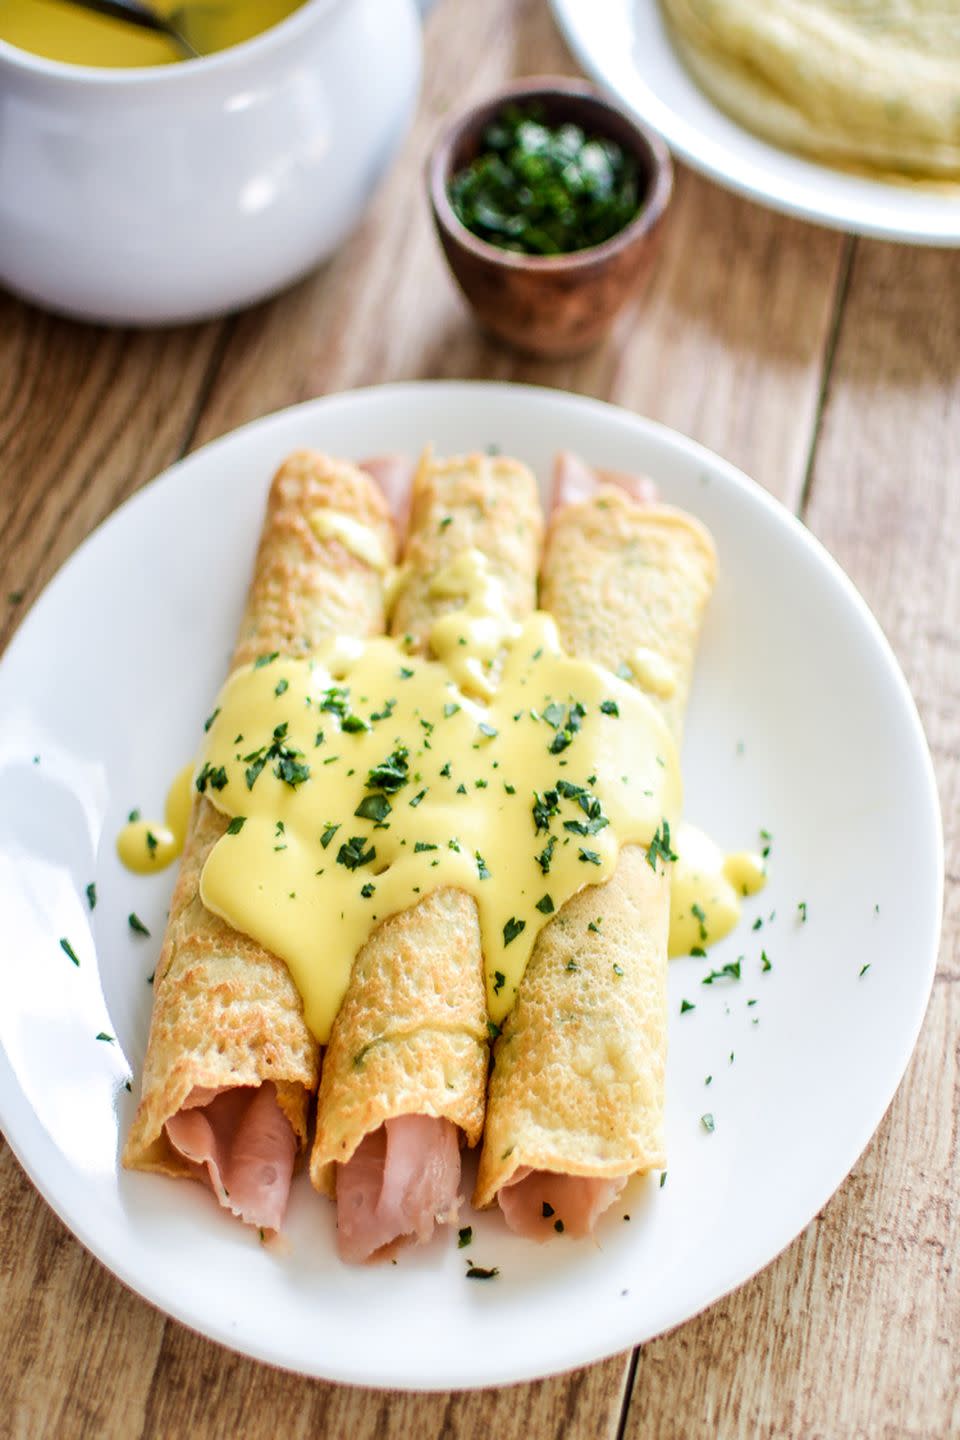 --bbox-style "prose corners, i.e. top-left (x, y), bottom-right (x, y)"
top-left (360, 453), bottom-right (416, 540)
top-left (552, 451), bottom-right (658, 511)
top-left (335, 1114), bottom-right (461, 1263)
top-left (499, 1167), bottom-right (627, 1241)
top-left (165, 1081), bottom-right (296, 1233)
